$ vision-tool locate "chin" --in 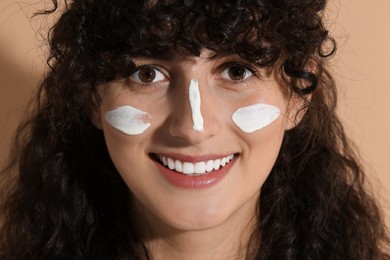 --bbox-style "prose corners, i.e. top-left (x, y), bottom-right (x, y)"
top-left (157, 197), bottom-right (239, 232)
top-left (166, 212), bottom-right (230, 232)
